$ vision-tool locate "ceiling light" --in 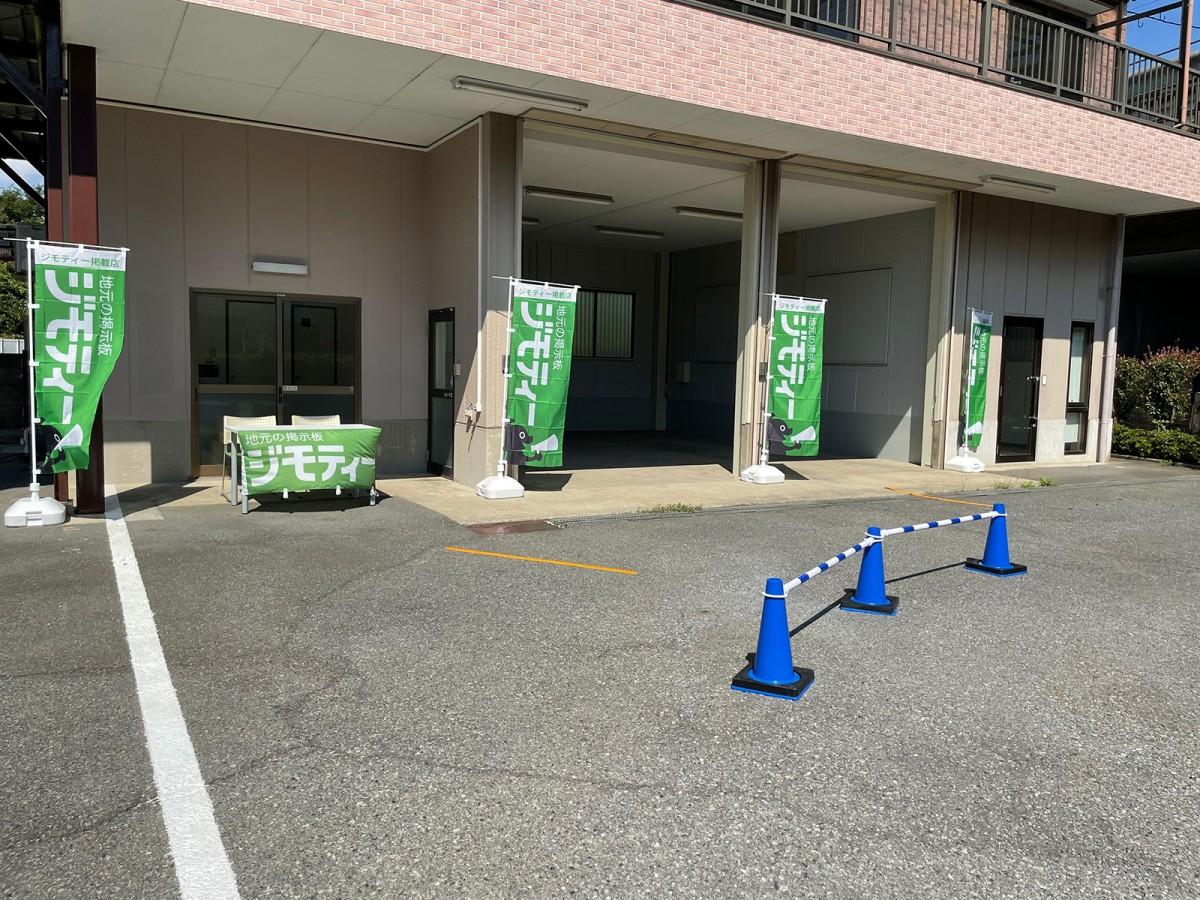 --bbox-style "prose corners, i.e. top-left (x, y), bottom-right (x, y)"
top-left (251, 259), bottom-right (308, 275)
top-left (522, 217), bottom-right (541, 226)
top-left (451, 76), bottom-right (590, 112)
top-left (524, 186), bottom-right (614, 205)
top-left (982, 175), bottom-right (1056, 195)
top-left (674, 206), bottom-right (743, 222)
top-left (594, 225), bottom-right (665, 239)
